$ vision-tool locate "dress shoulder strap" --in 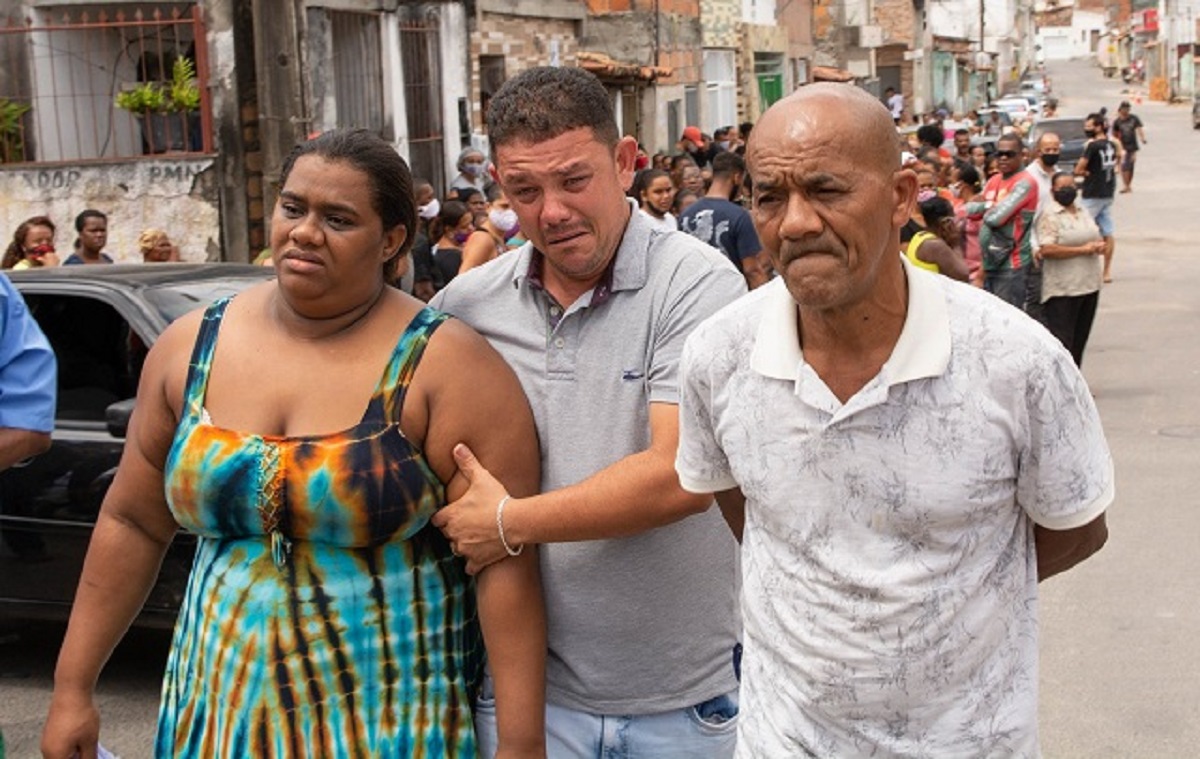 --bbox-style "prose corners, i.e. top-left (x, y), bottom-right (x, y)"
top-left (180, 297), bottom-right (232, 422)
top-left (365, 306), bottom-right (451, 424)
